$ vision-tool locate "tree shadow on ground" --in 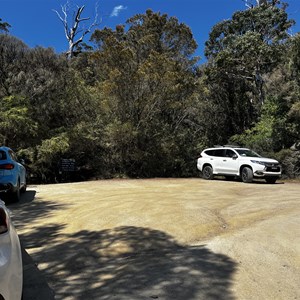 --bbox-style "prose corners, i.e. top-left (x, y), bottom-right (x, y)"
top-left (7, 189), bottom-right (69, 300)
top-left (8, 190), bottom-right (237, 300)
top-left (7, 189), bottom-right (69, 229)
top-left (22, 247), bottom-right (56, 300)
top-left (21, 226), bottom-right (237, 300)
